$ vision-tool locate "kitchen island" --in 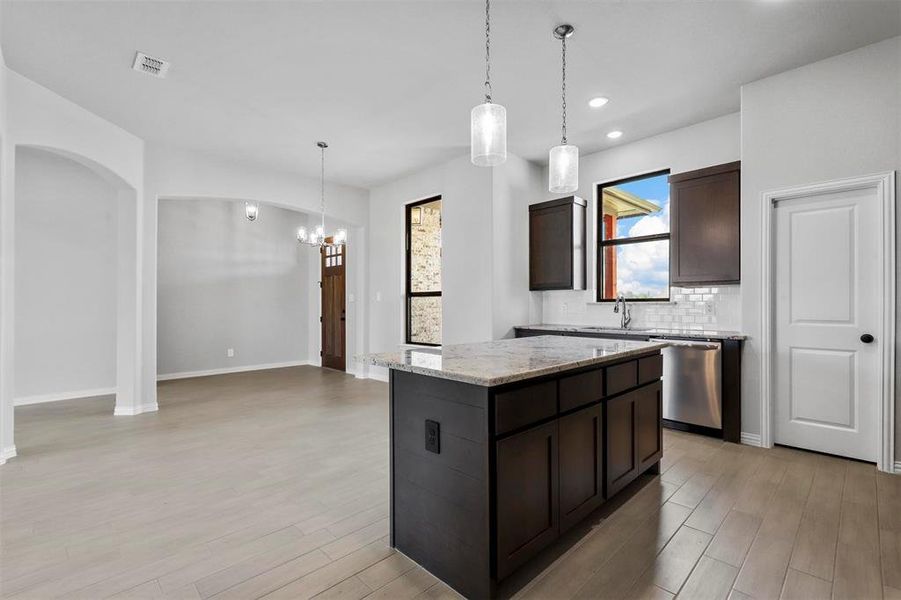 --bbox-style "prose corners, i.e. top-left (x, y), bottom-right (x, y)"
top-left (365, 336), bottom-right (667, 599)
